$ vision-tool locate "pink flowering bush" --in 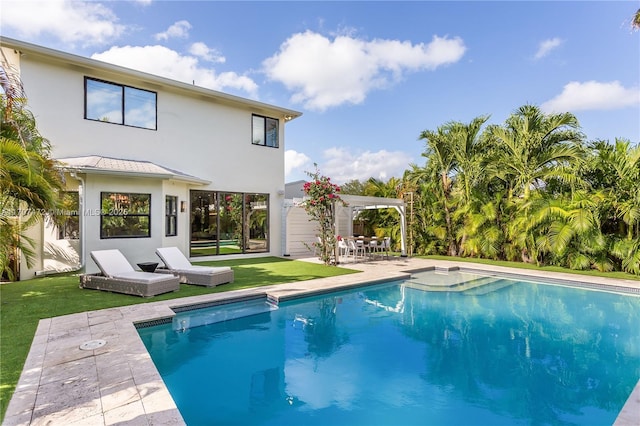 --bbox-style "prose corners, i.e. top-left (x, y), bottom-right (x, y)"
top-left (303, 165), bottom-right (346, 265)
